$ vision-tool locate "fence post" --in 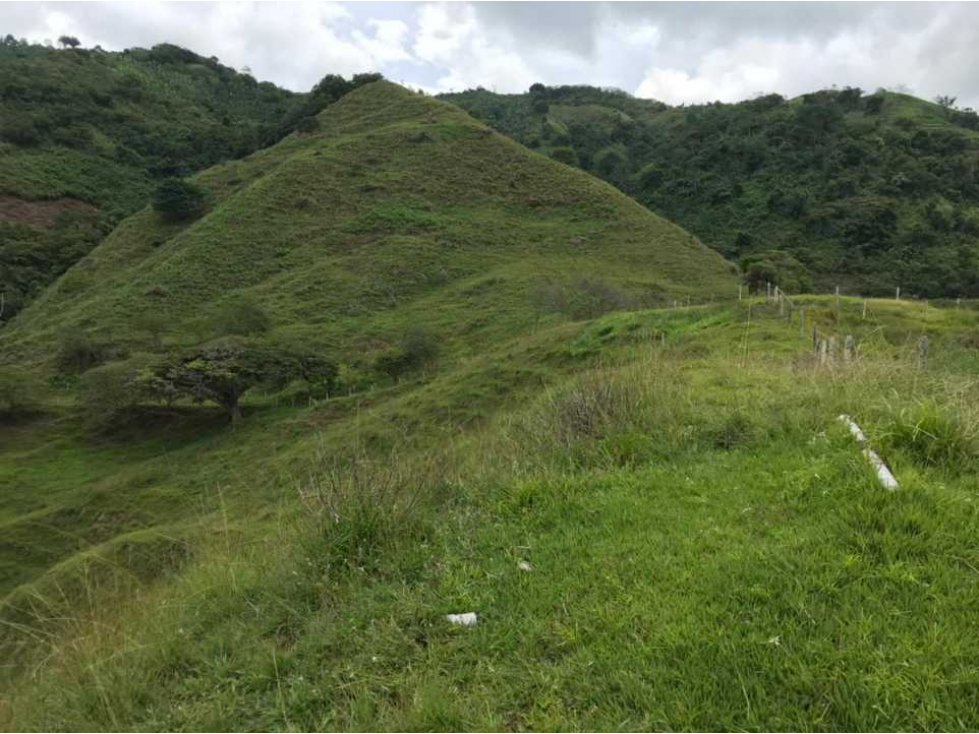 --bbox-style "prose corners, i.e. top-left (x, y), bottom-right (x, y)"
top-left (819, 338), bottom-right (828, 366)
top-left (828, 336), bottom-right (838, 366)
top-left (896, 286), bottom-right (901, 302)
top-left (862, 300), bottom-right (867, 320)
top-left (918, 335), bottom-right (929, 369)
top-left (812, 326), bottom-right (818, 351)
top-left (767, 282), bottom-right (772, 301)
top-left (799, 307), bottom-right (806, 338)
top-left (844, 334), bottom-right (855, 364)
top-left (738, 284), bottom-right (742, 301)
